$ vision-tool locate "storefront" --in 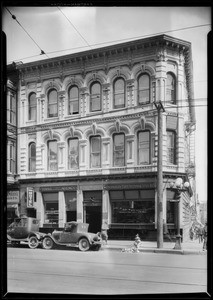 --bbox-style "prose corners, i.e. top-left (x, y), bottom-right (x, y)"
top-left (7, 190), bottom-right (20, 226)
